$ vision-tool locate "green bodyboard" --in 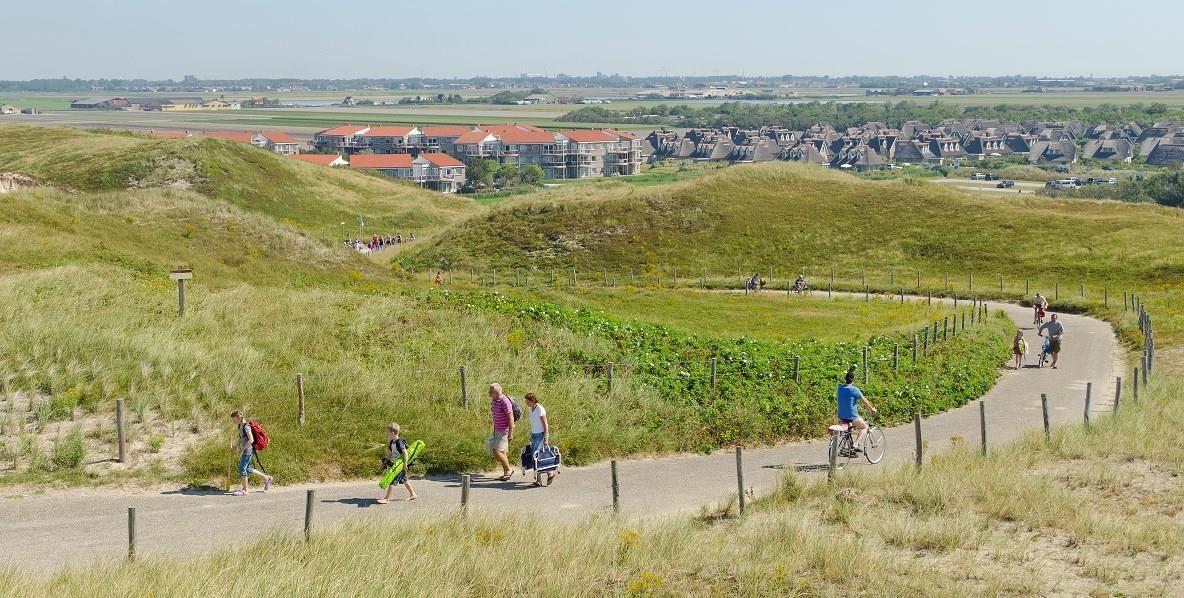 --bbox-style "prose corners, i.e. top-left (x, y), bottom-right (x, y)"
top-left (379, 439), bottom-right (425, 489)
